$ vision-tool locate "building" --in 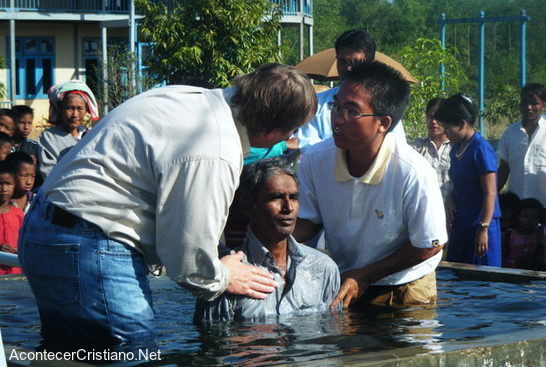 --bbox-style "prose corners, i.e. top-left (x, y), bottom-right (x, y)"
top-left (0, 0), bottom-right (312, 124)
